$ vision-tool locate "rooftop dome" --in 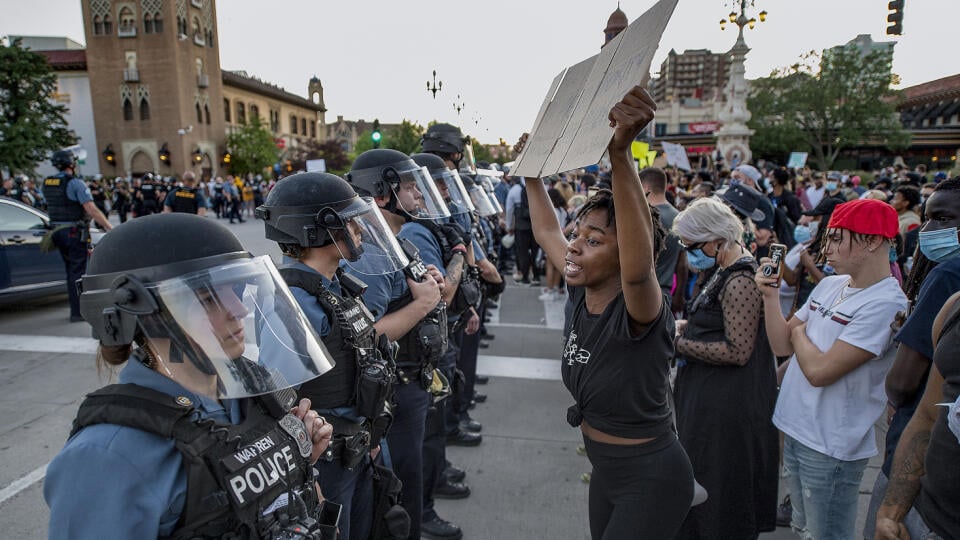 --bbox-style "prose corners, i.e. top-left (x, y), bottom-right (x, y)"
top-left (604, 7), bottom-right (628, 34)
